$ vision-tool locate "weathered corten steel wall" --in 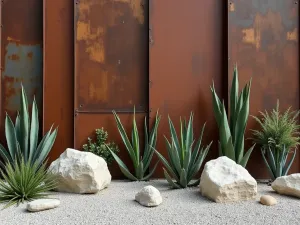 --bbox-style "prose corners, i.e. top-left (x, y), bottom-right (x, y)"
top-left (228, 0), bottom-right (299, 178)
top-left (0, 0), bottom-right (43, 142)
top-left (0, 0), bottom-right (299, 179)
top-left (74, 0), bottom-right (149, 177)
top-left (149, 0), bottom-right (225, 177)
top-left (43, 0), bottom-right (74, 163)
